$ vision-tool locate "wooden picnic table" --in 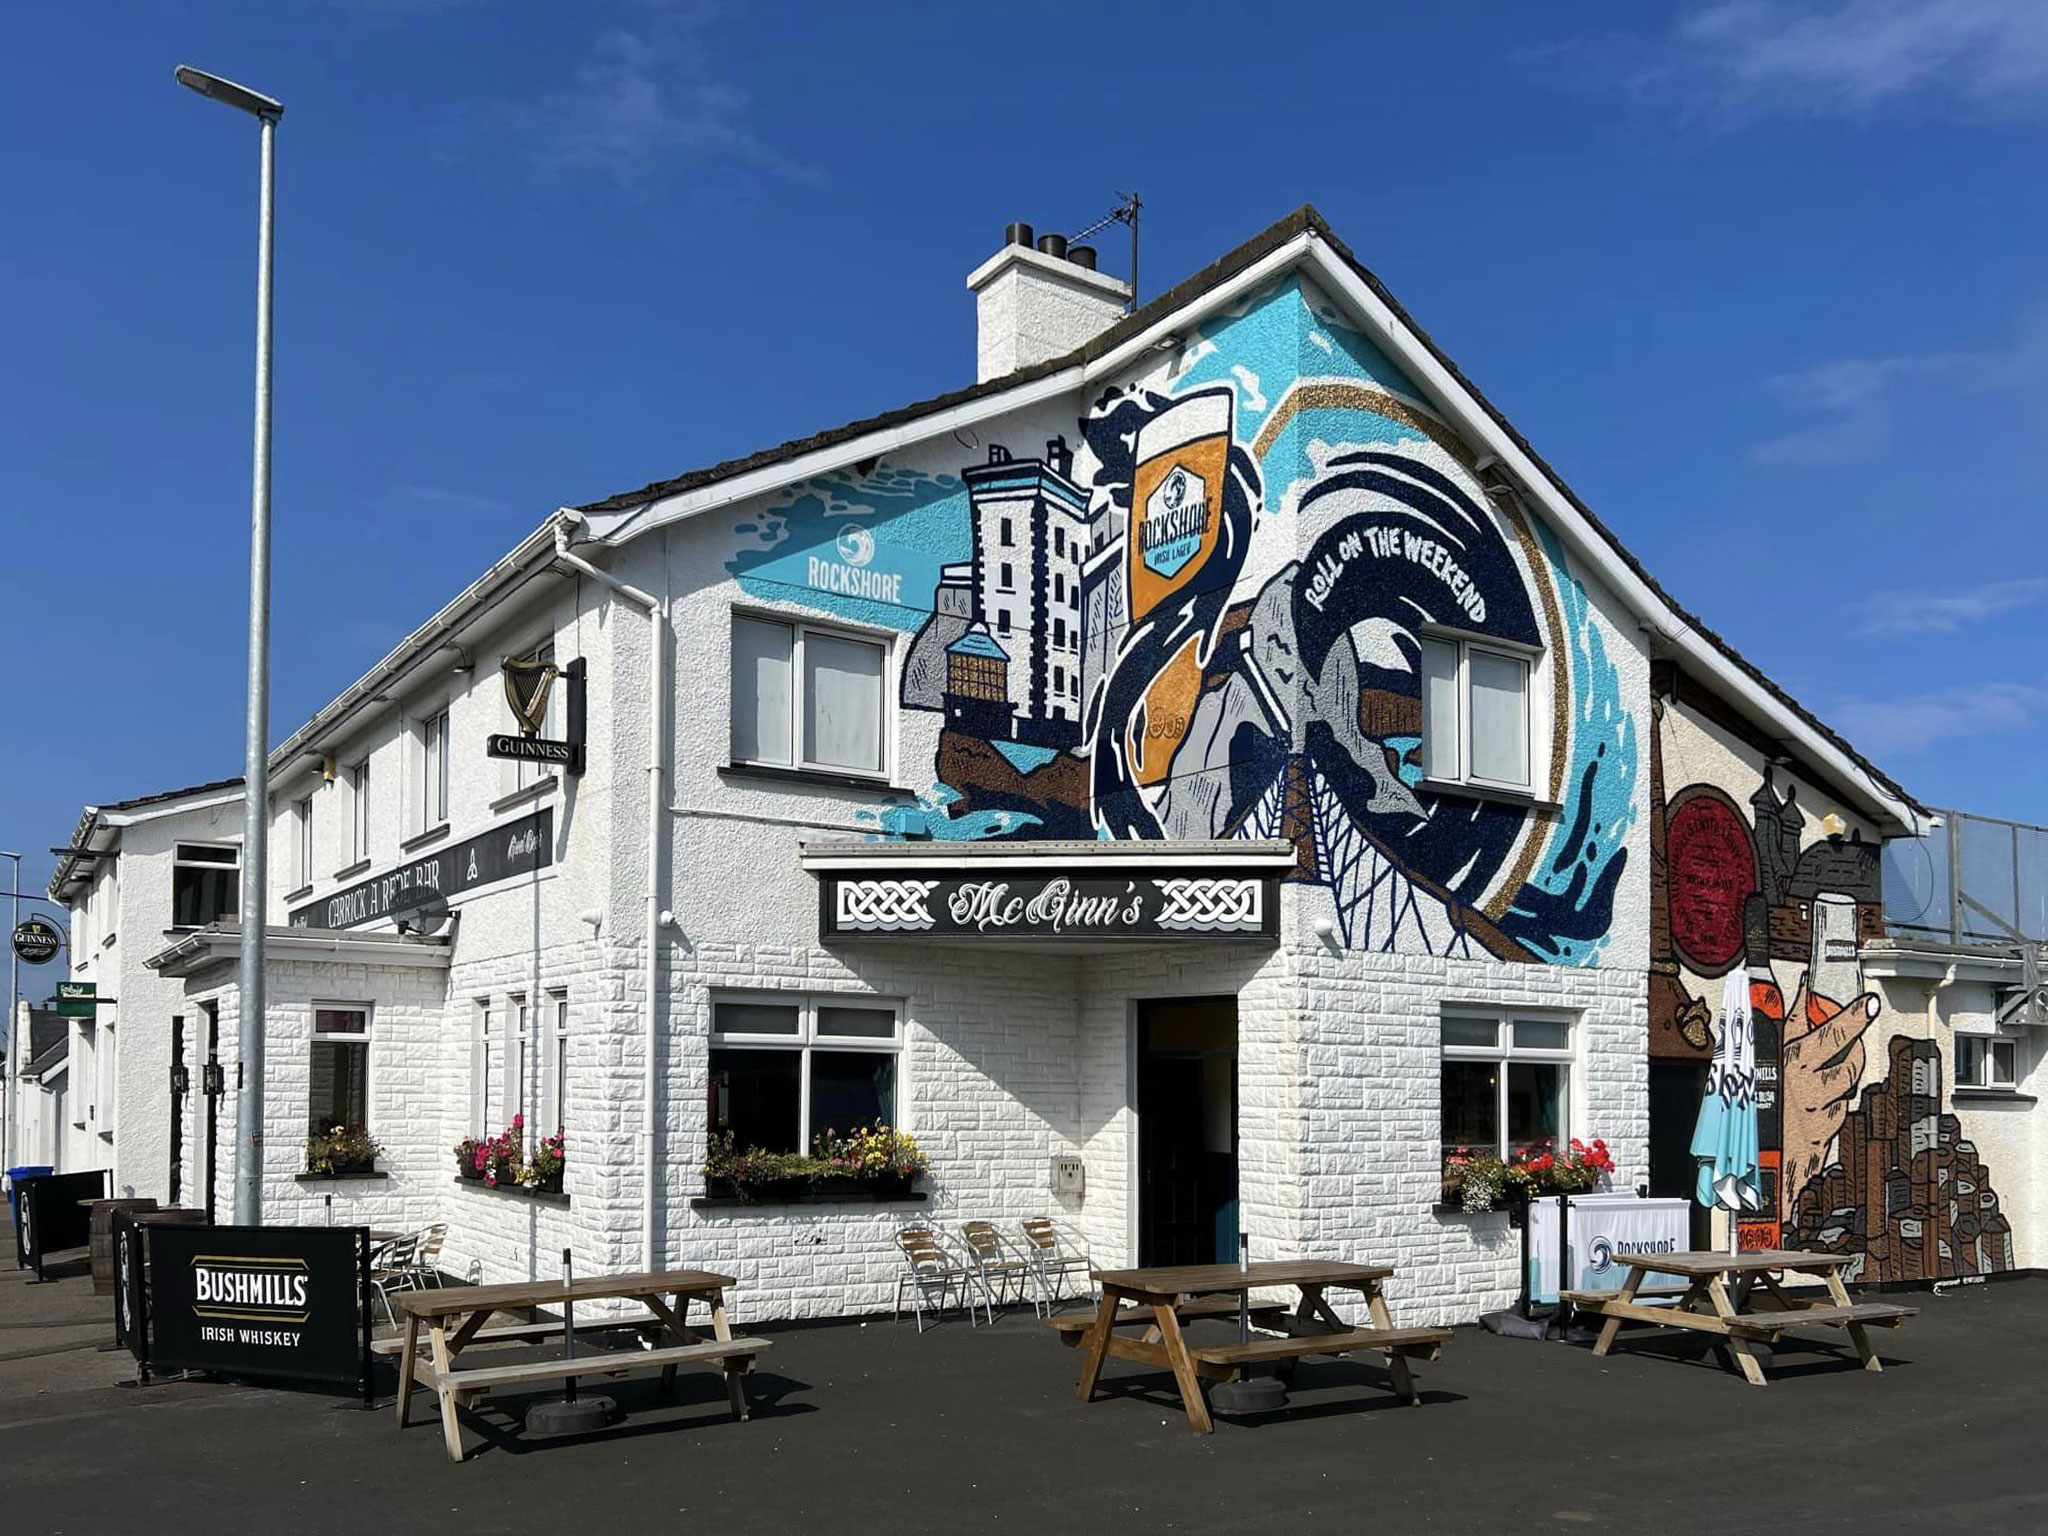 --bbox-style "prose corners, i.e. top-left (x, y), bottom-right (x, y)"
top-left (1563, 1249), bottom-right (1915, 1386)
top-left (1063, 1260), bottom-right (1451, 1434)
top-left (391, 1268), bottom-right (770, 1461)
